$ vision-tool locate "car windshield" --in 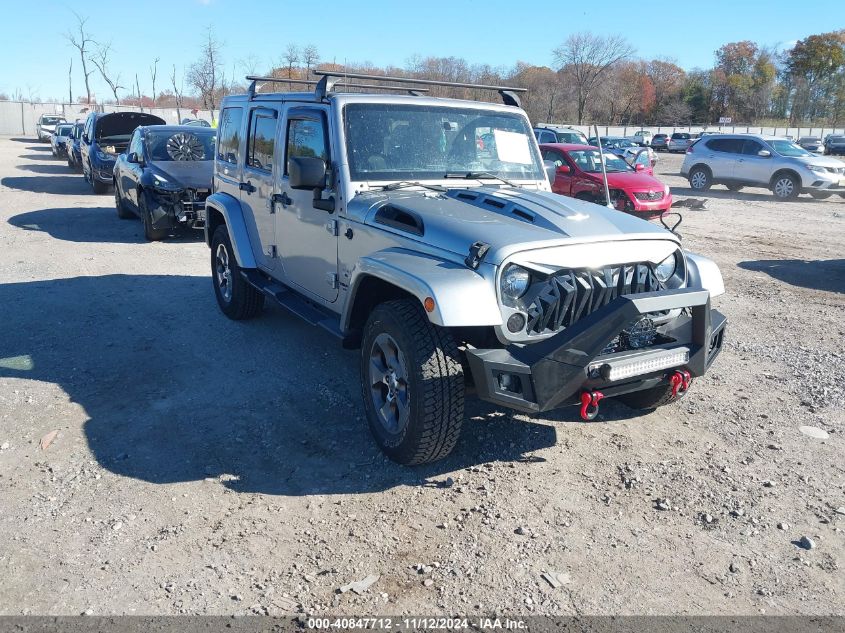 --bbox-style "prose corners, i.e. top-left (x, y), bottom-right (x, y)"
top-left (566, 149), bottom-right (632, 173)
top-left (770, 140), bottom-right (812, 157)
top-left (42, 116), bottom-right (63, 125)
top-left (800, 137), bottom-right (819, 142)
top-left (57, 125), bottom-right (73, 135)
top-left (829, 136), bottom-right (845, 142)
top-left (559, 132), bottom-right (586, 143)
top-left (344, 103), bottom-right (544, 182)
top-left (145, 130), bottom-right (216, 161)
